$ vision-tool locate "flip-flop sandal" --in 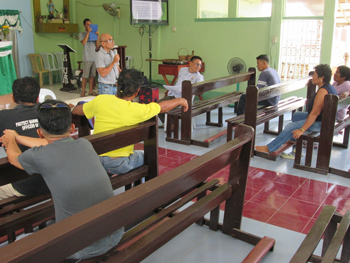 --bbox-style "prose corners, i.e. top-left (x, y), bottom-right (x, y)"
top-left (89, 92), bottom-right (98, 96)
top-left (80, 93), bottom-right (86, 97)
top-left (281, 153), bottom-right (295, 159)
